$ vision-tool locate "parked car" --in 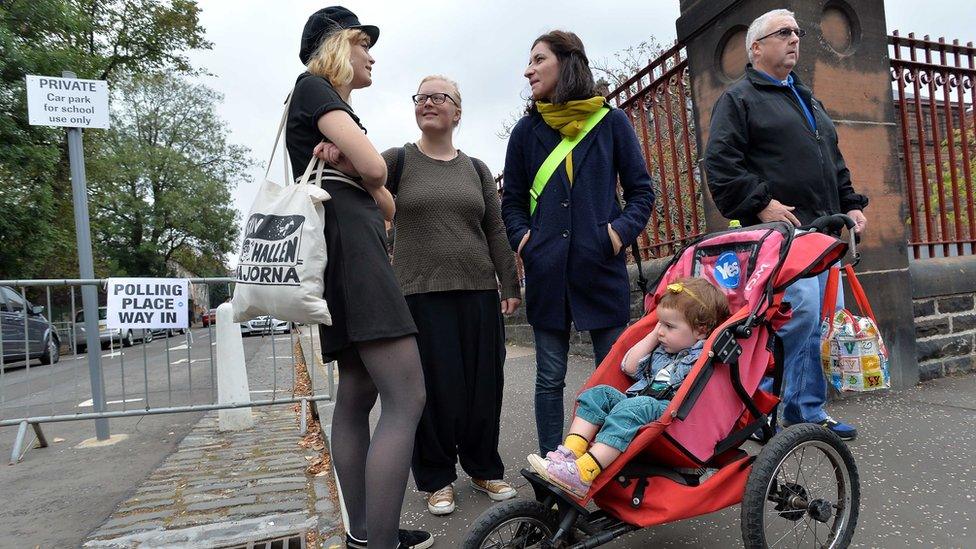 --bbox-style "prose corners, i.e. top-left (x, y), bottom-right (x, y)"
top-left (73, 307), bottom-right (186, 352)
top-left (0, 285), bottom-right (61, 366)
top-left (240, 316), bottom-right (293, 336)
top-left (202, 308), bottom-right (217, 327)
